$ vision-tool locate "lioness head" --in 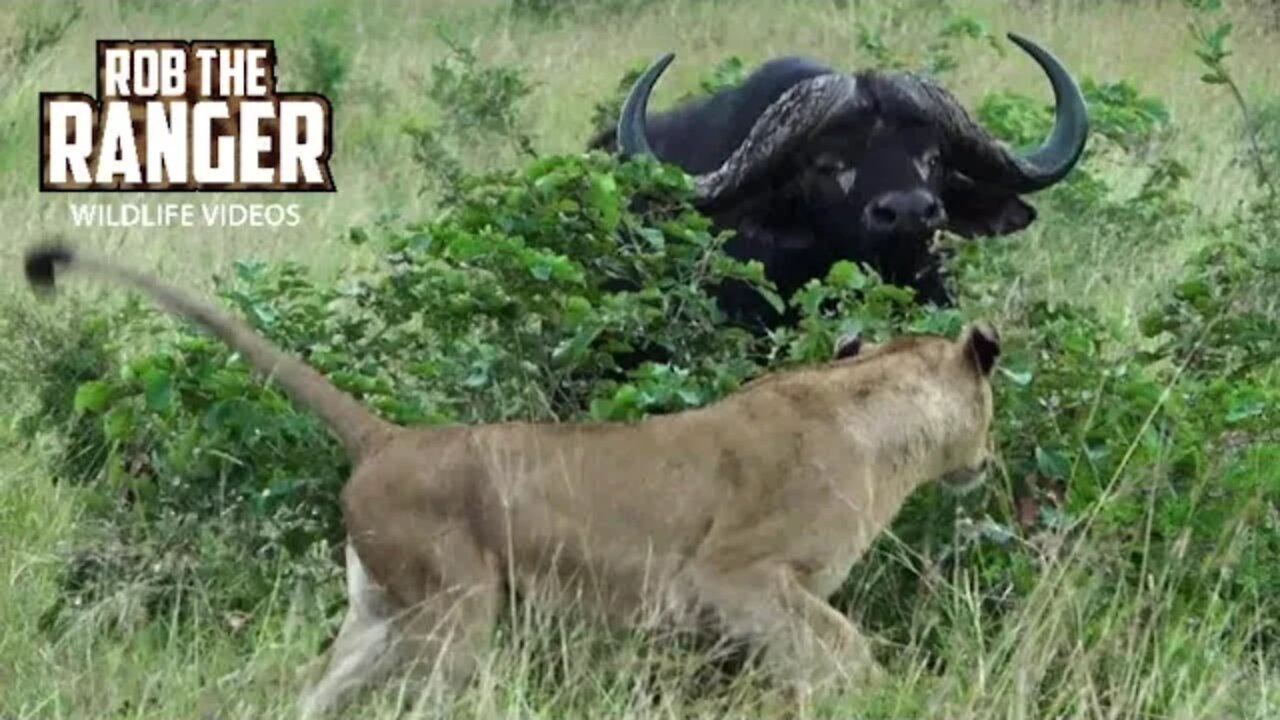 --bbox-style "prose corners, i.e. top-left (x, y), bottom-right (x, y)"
top-left (839, 321), bottom-right (1000, 493)
top-left (938, 321), bottom-right (1000, 493)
